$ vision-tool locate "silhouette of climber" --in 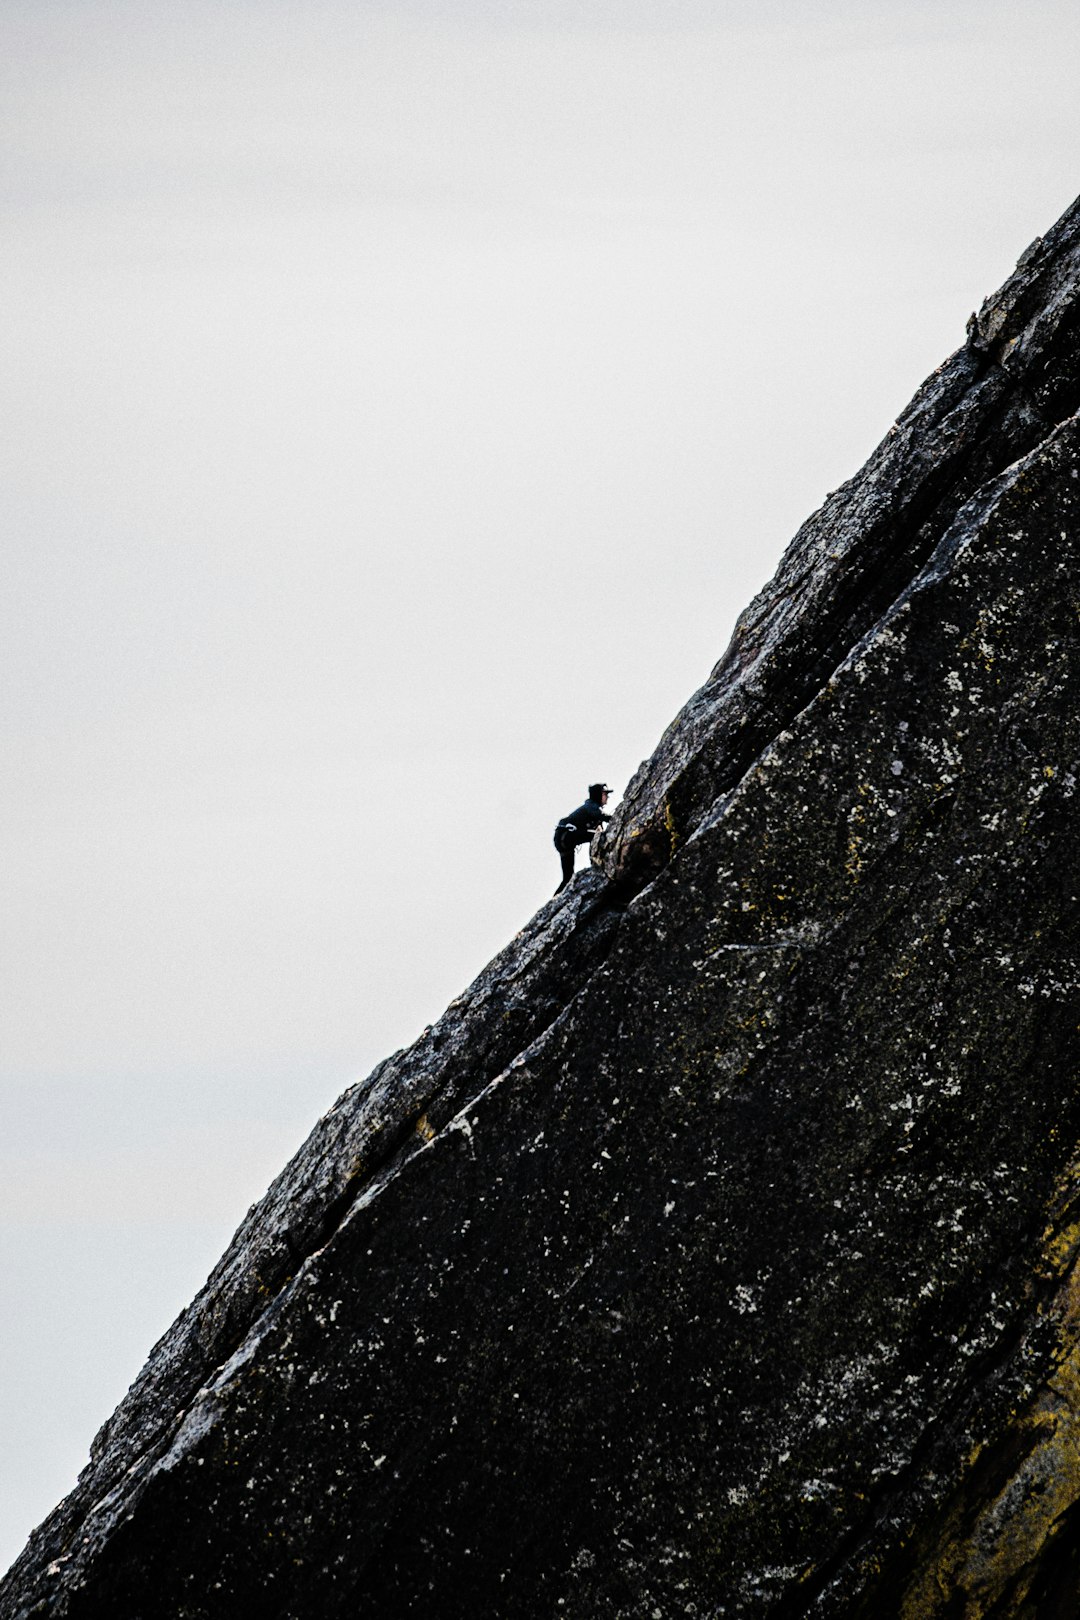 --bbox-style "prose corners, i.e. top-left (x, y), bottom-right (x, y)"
top-left (554, 783), bottom-right (613, 894)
